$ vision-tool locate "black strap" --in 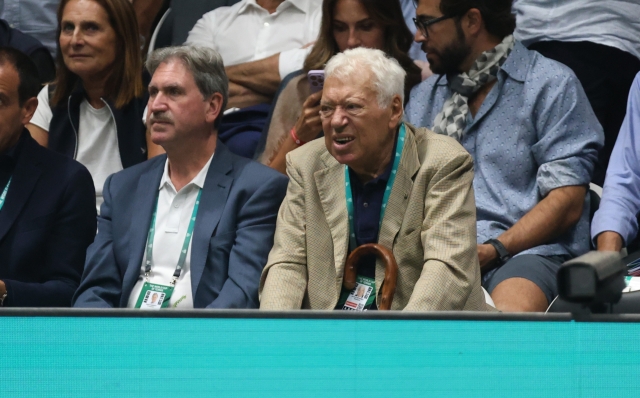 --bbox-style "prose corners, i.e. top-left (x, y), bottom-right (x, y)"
top-left (484, 238), bottom-right (510, 265)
